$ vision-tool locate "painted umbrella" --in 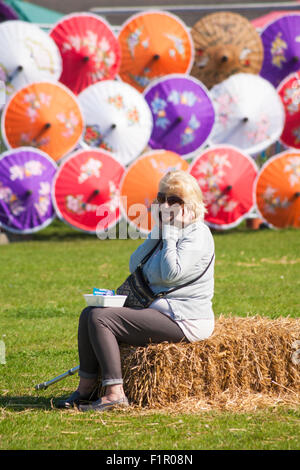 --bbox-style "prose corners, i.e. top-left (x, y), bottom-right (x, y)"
top-left (190, 11), bottom-right (263, 89)
top-left (52, 148), bottom-right (125, 234)
top-left (143, 74), bottom-right (215, 158)
top-left (209, 73), bottom-right (285, 156)
top-left (0, 147), bottom-right (57, 234)
top-left (189, 145), bottom-right (258, 229)
top-left (118, 10), bottom-right (194, 92)
top-left (260, 13), bottom-right (300, 88)
top-left (49, 12), bottom-right (121, 95)
top-left (1, 81), bottom-right (84, 162)
top-left (119, 149), bottom-right (189, 235)
top-left (78, 79), bottom-right (153, 166)
top-left (0, 0), bottom-right (19, 21)
top-left (255, 150), bottom-right (300, 228)
top-left (277, 70), bottom-right (300, 149)
top-left (0, 20), bottom-right (62, 107)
